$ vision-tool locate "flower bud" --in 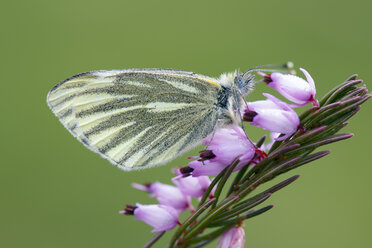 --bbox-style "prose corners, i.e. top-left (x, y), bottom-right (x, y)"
top-left (173, 169), bottom-right (212, 197)
top-left (262, 68), bottom-right (317, 107)
top-left (120, 204), bottom-right (179, 232)
top-left (188, 126), bottom-right (255, 176)
top-left (217, 226), bottom-right (245, 248)
top-left (132, 182), bottom-right (191, 213)
top-left (244, 93), bottom-right (300, 140)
